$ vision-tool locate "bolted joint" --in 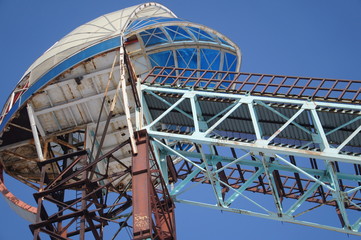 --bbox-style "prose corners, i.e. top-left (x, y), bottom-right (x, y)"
top-left (133, 129), bottom-right (148, 146)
